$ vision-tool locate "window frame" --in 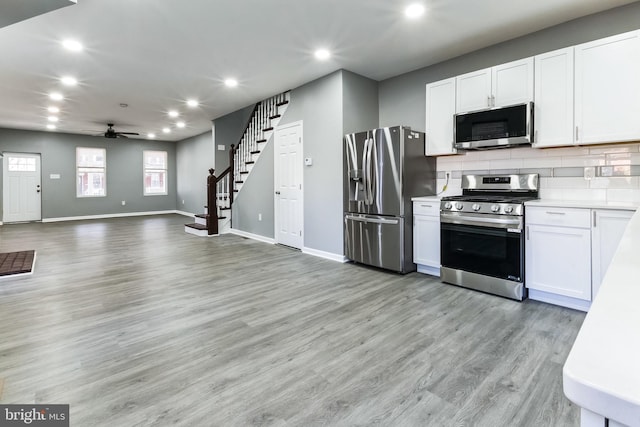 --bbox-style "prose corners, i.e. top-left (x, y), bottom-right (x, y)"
top-left (143, 150), bottom-right (168, 196)
top-left (76, 147), bottom-right (107, 198)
